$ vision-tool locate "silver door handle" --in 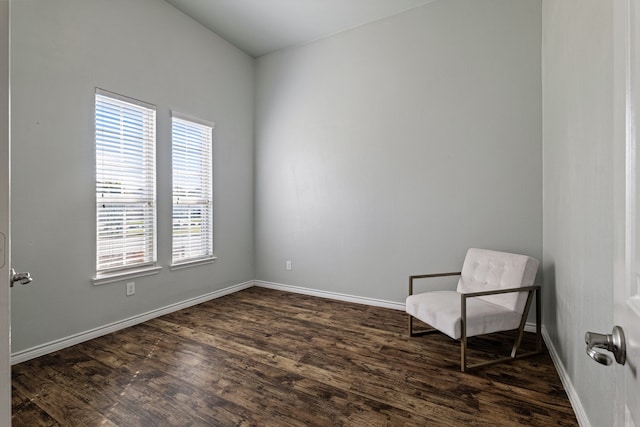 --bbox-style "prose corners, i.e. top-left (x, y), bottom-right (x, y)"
top-left (585, 325), bottom-right (626, 366)
top-left (10, 268), bottom-right (32, 287)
